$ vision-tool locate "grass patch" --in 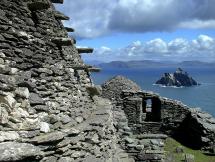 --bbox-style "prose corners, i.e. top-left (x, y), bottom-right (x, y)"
top-left (164, 138), bottom-right (215, 162)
